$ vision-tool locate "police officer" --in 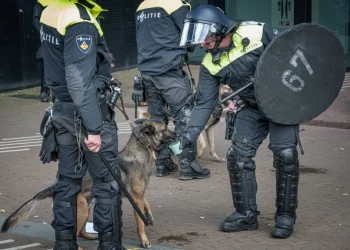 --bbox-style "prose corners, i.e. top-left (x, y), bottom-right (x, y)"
top-left (39, 0), bottom-right (124, 249)
top-left (33, 0), bottom-right (53, 102)
top-left (134, 0), bottom-right (210, 180)
top-left (179, 5), bottom-right (300, 239)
